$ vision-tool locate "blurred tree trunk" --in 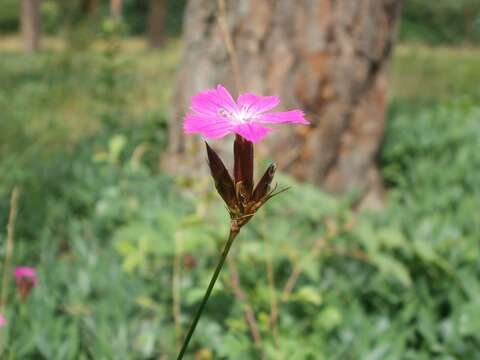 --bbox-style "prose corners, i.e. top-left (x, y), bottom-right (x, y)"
top-left (83, 0), bottom-right (100, 17)
top-left (110, 0), bottom-right (122, 19)
top-left (21, 0), bottom-right (42, 53)
top-left (168, 0), bottom-right (403, 206)
top-left (148, 0), bottom-right (166, 48)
